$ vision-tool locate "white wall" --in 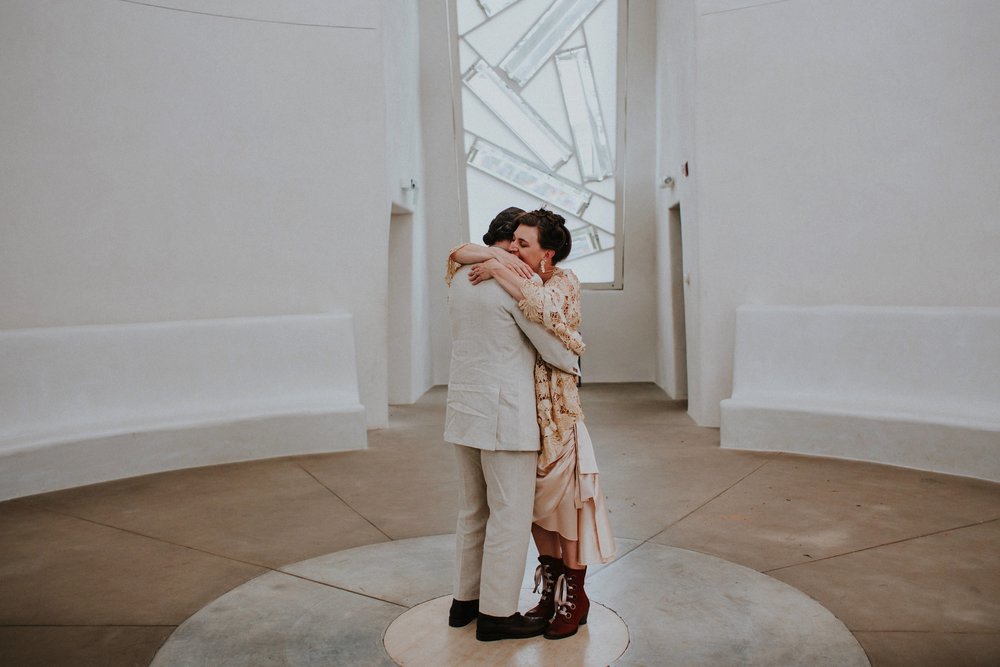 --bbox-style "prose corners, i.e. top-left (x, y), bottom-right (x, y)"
top-left (0, 0), bottom-right (391, 427)
top-left (420, 0), bottom-right (468, 388)
top-left (657, 0), bottom-right (1000, 425)
top-left (581, 0), bottom-right (659, 383)
top-left (385, 0), bottom-right (434, 404)
top-left (655, 0), bottom-right (699, 401)
top-left (422, 0), bottom-right (660, 387)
